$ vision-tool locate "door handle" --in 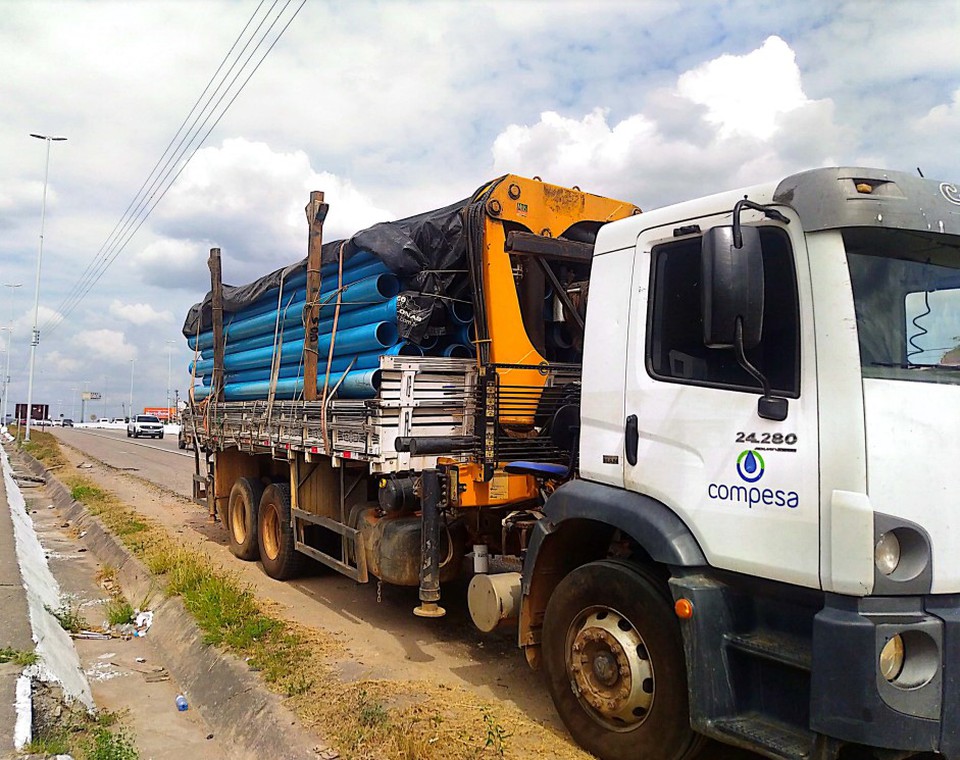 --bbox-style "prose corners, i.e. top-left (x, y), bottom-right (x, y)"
top-left (625, 414), bottom-right (638, 466)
